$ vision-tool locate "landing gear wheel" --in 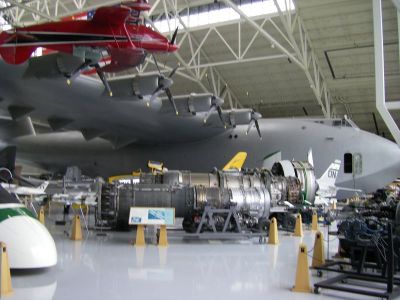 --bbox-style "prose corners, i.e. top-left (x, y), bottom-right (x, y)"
top-left (317, 270), bottom-right (323, 277)
top-left (314, 287), bottom-right (320, 294)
